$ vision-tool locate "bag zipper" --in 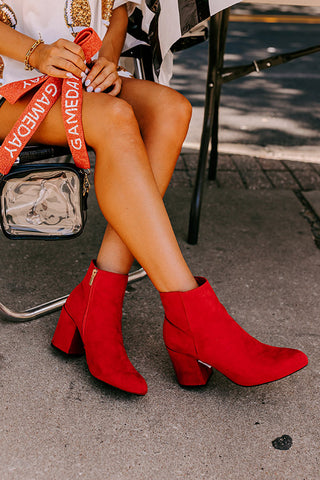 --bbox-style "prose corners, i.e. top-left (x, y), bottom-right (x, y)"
top-left (83, 172), bottom-right (90, 196)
